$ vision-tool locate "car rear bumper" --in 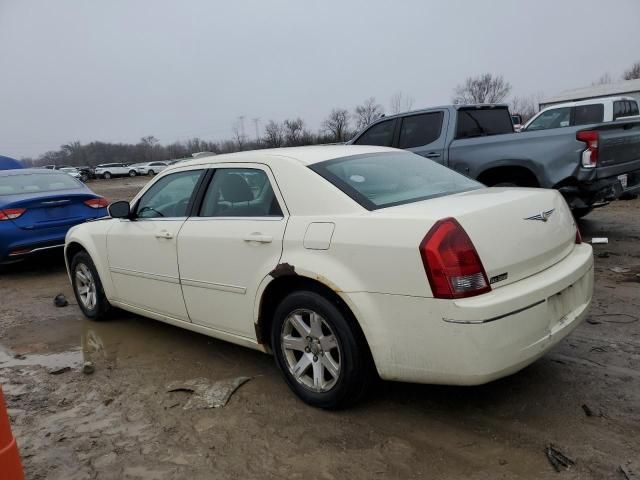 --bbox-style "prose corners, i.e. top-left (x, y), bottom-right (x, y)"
top-left (346, 243), bottom-right (593, 385)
